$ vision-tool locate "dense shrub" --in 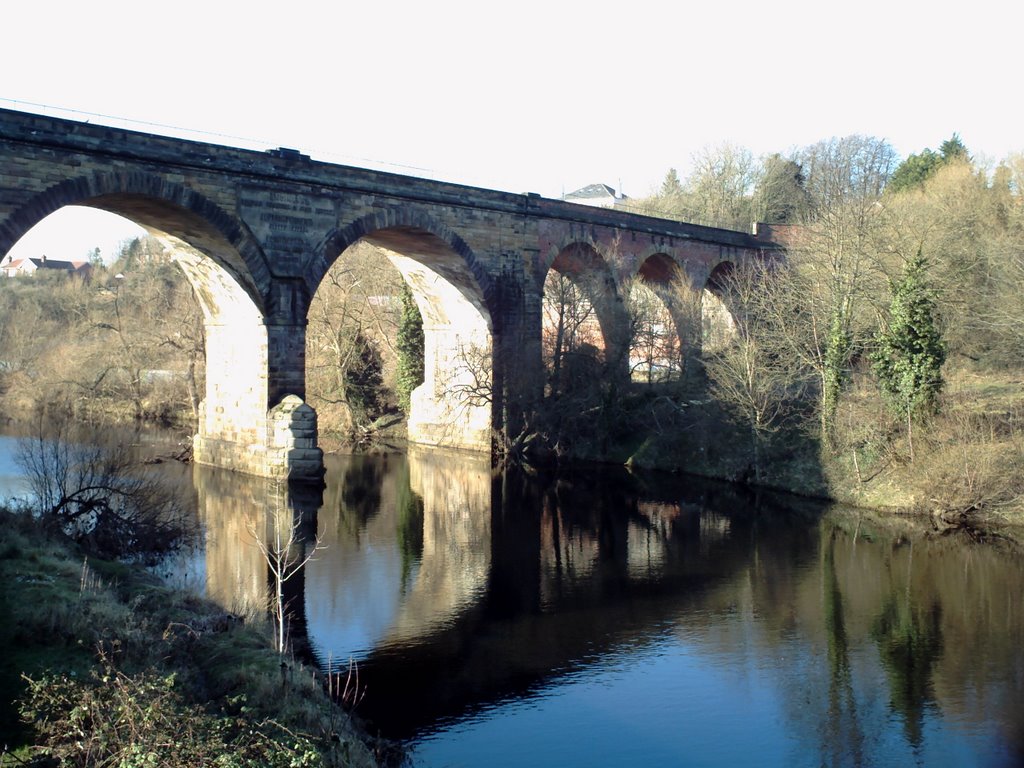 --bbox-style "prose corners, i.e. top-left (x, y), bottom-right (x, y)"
top-left (21, 658), bottom-right (325, 768)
